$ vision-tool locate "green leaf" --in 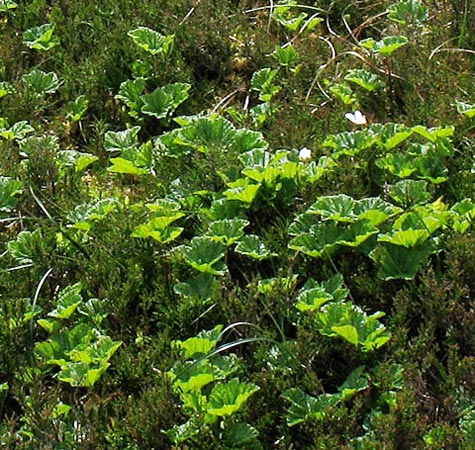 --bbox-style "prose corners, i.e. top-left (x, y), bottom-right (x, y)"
top-left (178, 115), bottom-right (239, 153)
top-left (288, 220), bottom-right (341, 257)
top-left (182, 236), bottom-right (227, 275)
top-left (141, 83), bottom-right (190, 119)
top-left (132, 206), bottom-right (185, 243)
top-left (174, 272), bottom-right (216, 301)
top-left (225, 422), bottom-right (259, 447)
top-left (165, 417), bottom-right (202, 444)
top-left (378, 363), bottom-right (405, 390)
top-left (336, 220), bottom-right (379, 248)
top-left (41, 328), bottom-right (121, 388)
top-left (304, 156), bottom-right (337, 183)
top-left (22, 303), bottom-right (42, 323)
top-left (207, 198), bottom-right (247, 221)
top-left (282, 388), bottom-right (339, 426)
top-left (36, 323), bottom-right (95, 365)
top-left (108, 157), bottom-right (149, 175)
top-left (455, 100), bottom-right (475, 118)
top-left (70, 335), bottom-right (121, 365)
top-left (451, 199), bottom-right (475, 233)
top-left (370, 241), bottom-right (436, 280)
top-left (128, 26), bottom-right (174, 56)
top-left (308, 194), bottom-right (359, 223)
top-left (395, 204), bottom-right (449, 235)
top-left (57, 361), bottom-right (88, 385)
top-left (323, 130), bottom-right (374, 156)
top-left (250, 102), bottom-right (273, 125)
top-left (416, 155), bottom-right (448, 184)
top-left (48, 283), bottom-right (83, 319)
top-left (161, 83), bottom-right (191, 110)
top-left (376, 153), bottom-right (417, 178)
top-left (451, 199), bottom-right (475, 216)
top-left (0, 81), bottom-right (13, 99)
top-left (307, 15), bottom-right (323, 30)
top-left (207, 218), bottom-right (249, 245)
top-left (235, 235), bottom-right (277, 260)
top-left (140, 90), bottom-right (173, 119)
top-left (316, 302), bottom-right (391, 350)
top-left (67, 198), bottom-right (119, 231)
top-left (388, 0), bottom-right (429, 25)
top-left (331, 324), bottom-right (359, 345)
top-left (207, 378), bottom-right (259, 417)
top-left (224, 182), bottom-right (260, 204)
top-left (321, 274), bottom-right (350, 302)
top-left (233, 128), bottom-right (268, 153)
top-left (459, 408), bottom-right (475, 444)
top-left (361, 320), bottom-right (393, 351)
top-left (116, 78), bottom-right (146, 114)
top-left (75, 154), bottom-right (99, 172)
top-left (251, 68), bottom-right (278, 91)
top-left (328, 82), bottom-right (357, 105)
top-left (412, 125), bottom-right (454, 142)
top-left (296, 274), bottom-right (348, 312)
top-left (35, 338), bottom-right (65, 365)
top-left (50, 402), bottom-right (71, 419)
top-left (257, 276), bottom-right (298, 295)
top-left (173, 325), bottom-right (223, 359)
top-left (369, 122), bottom-right (413, 150)
top-left (24, 23), bottom-right (60, 51)
top-left (169, 359), bottom-right (227, 392)
top-left (0, 117), bottom-right (8, 131)
top-left (240, 149), bottom-right (298, 186)
top-left (57, 150), bottom-right (98, 173)
top-left (0, 176), bottom-right (22, 212)
top-left (272, 4), bottom-right (308, 32)
top-left (289, 199), bottom-right (385, 254)
top-left (359, 36), bottom-right (408, 56)
top-left (288, 212), bottom-right (320, 235)
top-left (345, 69), bottom-right (384, 91)
top-left (356, 197), bottom-right (402, 225)
top-left (37, 318), bottom-right (58, 334)
top-left (251, 68), bottom-right (281, 101)
top-left (388, 179), bottom-right (431, 208)
top-left (58, 361), bottom-right (109, 387)
top-left (110, 139), bottom-right (153, 172)
top-left (273, 44), bottom-right (300, 68)
top-left (338, 366), bottom-right (370, 401)
top-left (288, 222), bottom-right (340, 257)
top-left (104, 126), bottom-right (141, 152)
top-left (1, 121), bottom-right (35, 141)
top-left (239, 148), bottom-right (272, 170)
top-left (296, 285), bottom-right (333, 312)
top-left (78, 298), bottom-right (109, 325)
top-left (378, 228), bottom-right (429, 247)
top-left (145, 199), bottom-right (183, 214)
top-left (65, 95), bottom-right (89, 121)
top-left (22, 69), bottom-right (61, 95)
top-left (0, 0), bottom-right (17, 12)
top-left (8, 229), bottom-right (42, 264)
